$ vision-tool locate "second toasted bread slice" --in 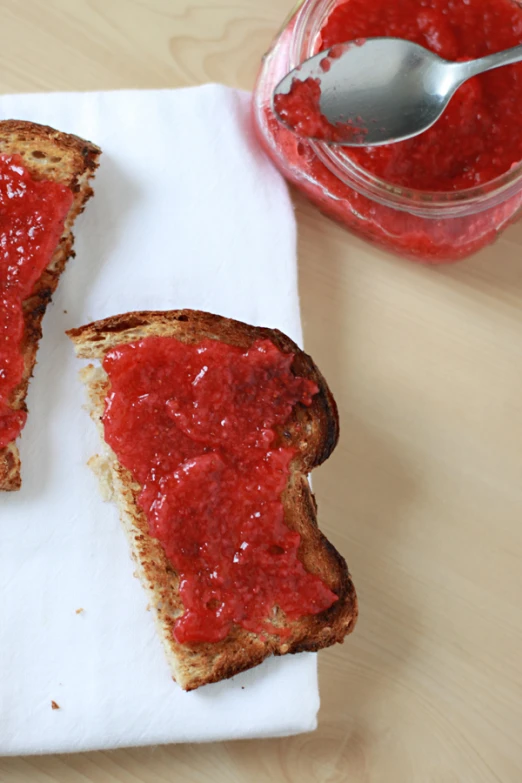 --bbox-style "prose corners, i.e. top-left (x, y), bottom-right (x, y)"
top-left (68, 309), bottom-right (358, 690)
